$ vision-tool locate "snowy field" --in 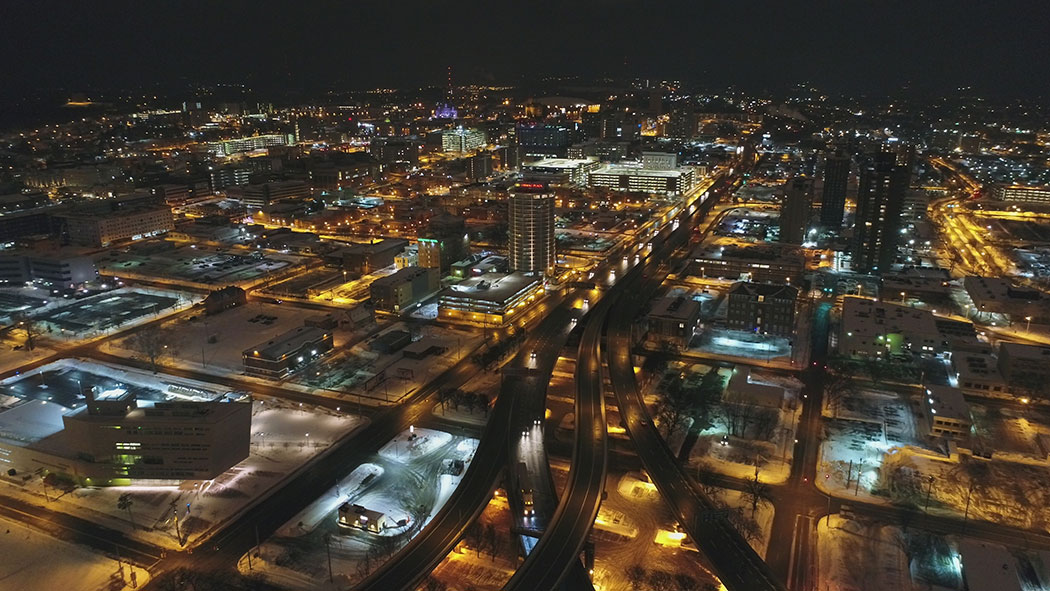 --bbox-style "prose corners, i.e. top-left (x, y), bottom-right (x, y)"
top-left (0, 514), bottom-right (151, 591)
top-left (820, 388), bottom-right (1050, 531)
top-left (670, 366), bottom-right (801, 485)
top-left (0, 396), bottom-right (365, 551)
top-left (816, 515), bottom-right (930, 591)
top-left (245, 428), bottom-right (479, 589)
